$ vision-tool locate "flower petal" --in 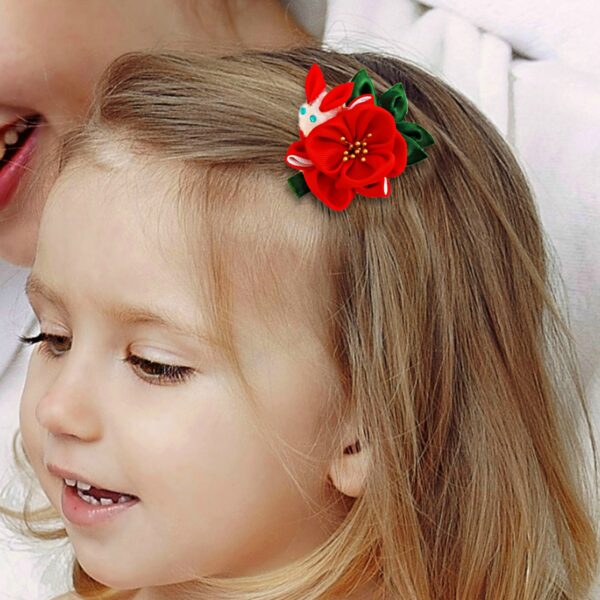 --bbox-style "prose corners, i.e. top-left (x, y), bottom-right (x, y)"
top-left (304, 116), bottom-right (351, 176)
top-left (286, 140), bottom-right (311, 170)
top-left (338, 151), bottom-right (395, 188)
top-left (387, 133), bottom-right (408, 178)
top-left (344, 104), bottom-right (397, 154)
top-left (303, 168), bottom-right (355, 211)
top-left (356, 177), bottom-right (391, 198)
top-left (287, 154), bottom-right (314, 169)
